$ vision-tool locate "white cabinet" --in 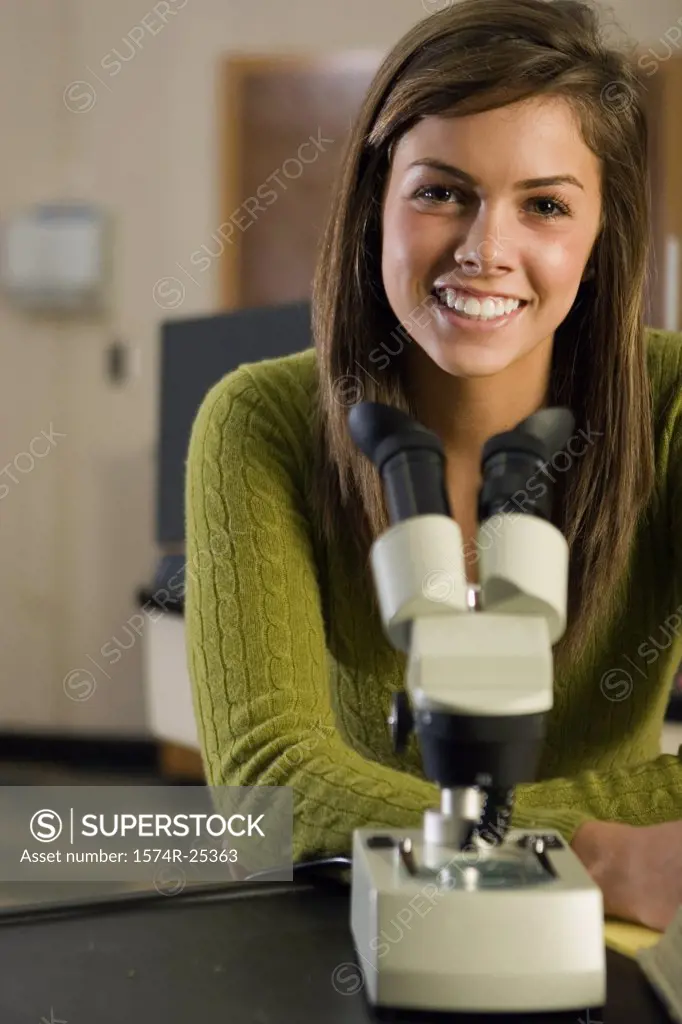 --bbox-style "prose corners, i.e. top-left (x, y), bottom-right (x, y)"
top-left (142, 611), bottom-right (199, 750)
